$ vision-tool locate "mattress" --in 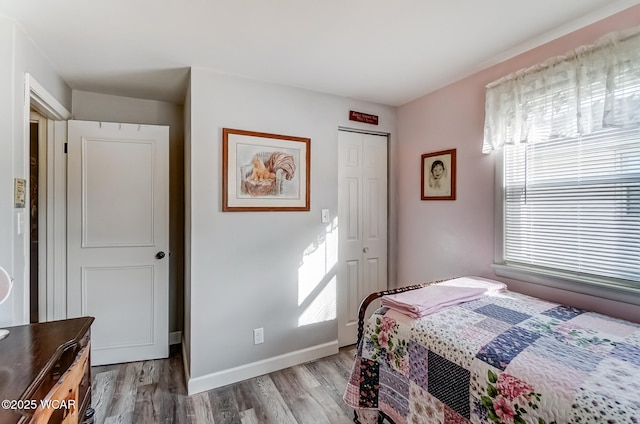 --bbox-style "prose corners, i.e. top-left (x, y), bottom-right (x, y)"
top-left (343, 289), bottom-right (640, 423)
